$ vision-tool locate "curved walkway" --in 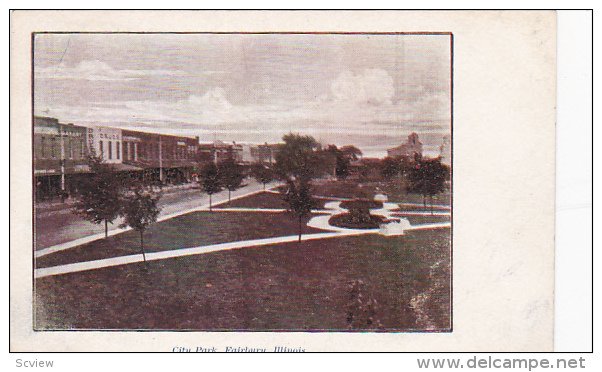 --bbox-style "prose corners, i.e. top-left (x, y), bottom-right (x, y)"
top-left (306, 200), bottom-right (450, 234)
top-left (35, 184), bottom-right (279, 258)
top-left (35, 192), bottom-right (450, 279)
